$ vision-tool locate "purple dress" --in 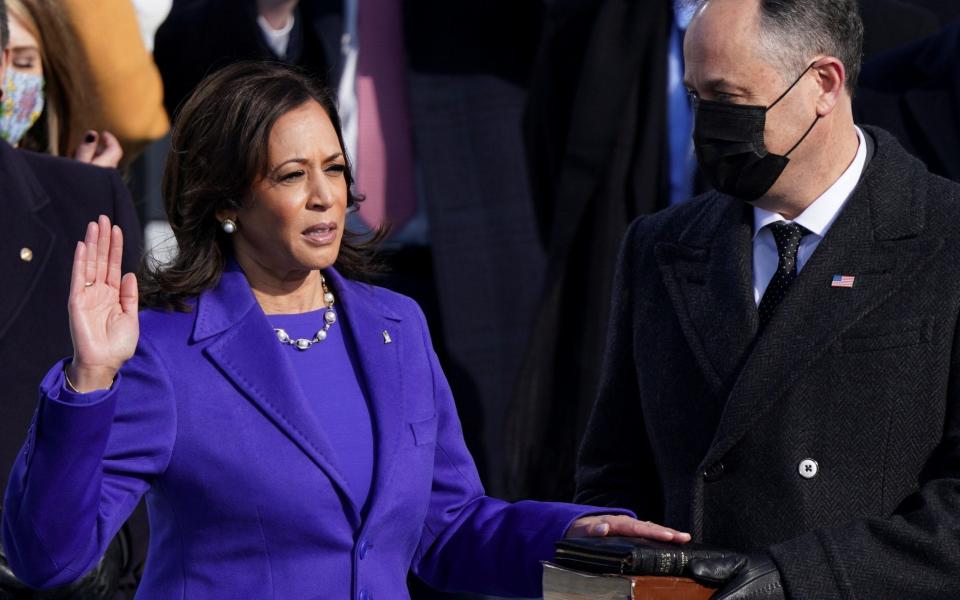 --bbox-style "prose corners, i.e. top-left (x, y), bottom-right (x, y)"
top-left (267, 307), bottom-right (375, 510)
